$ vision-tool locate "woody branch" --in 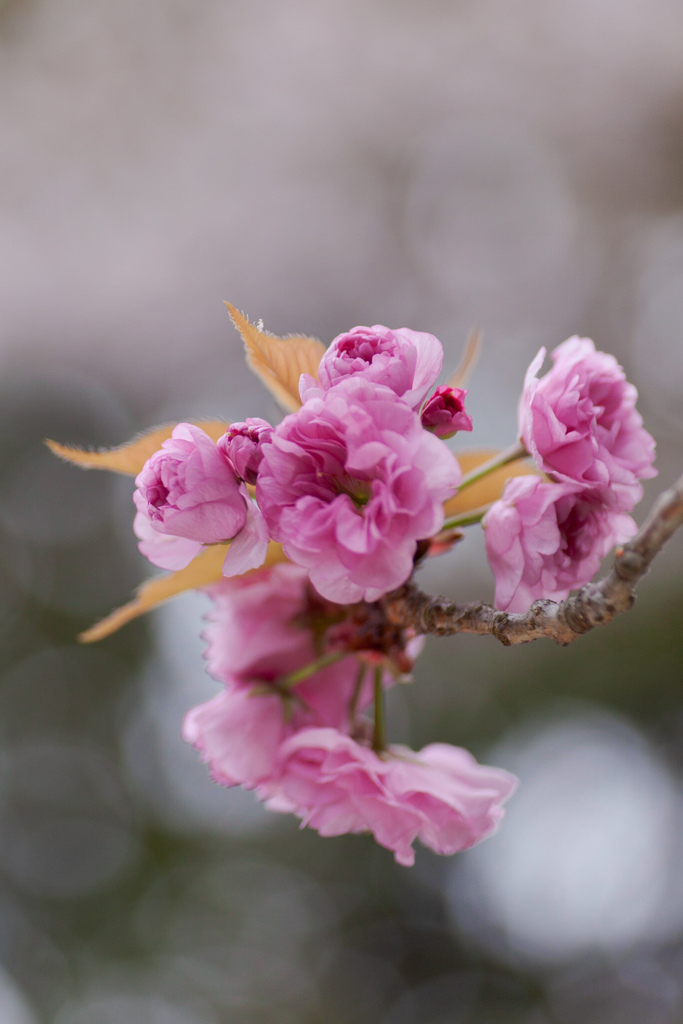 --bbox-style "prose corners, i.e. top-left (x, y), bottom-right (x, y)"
top-left (382, 472), bottom-right (683, 647)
